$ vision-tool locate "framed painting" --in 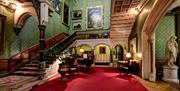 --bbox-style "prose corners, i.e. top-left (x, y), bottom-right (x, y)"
top-left (87, 6), bottom-right (103, 30)
top-left (54, 0), bottom-right (62, 15)
top-left (62, 2), bottom-right (69, 26)
top-left (72, 22), bottom-right (82, 30)
top-left (99, 47), bottom-right (106, 54)
top-left (72, 10), bottom-right (82, 20)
